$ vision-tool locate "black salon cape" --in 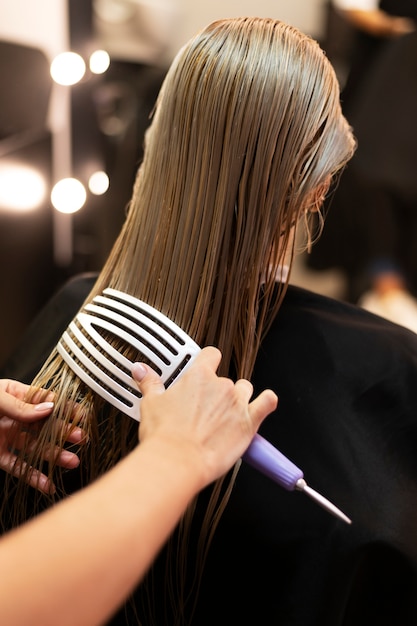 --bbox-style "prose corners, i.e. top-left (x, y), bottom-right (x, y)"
top-left (3, 274), bottom-right (417, 625)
